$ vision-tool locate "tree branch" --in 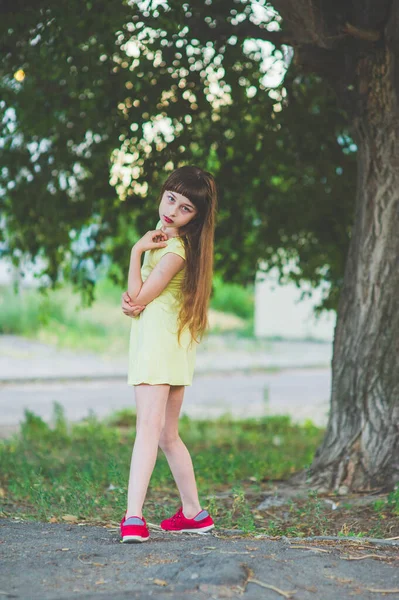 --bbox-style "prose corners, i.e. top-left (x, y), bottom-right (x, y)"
top-left (232, 22), bottom-right (292, 46)
top-left (343, 22), bottom-right (381, 42)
